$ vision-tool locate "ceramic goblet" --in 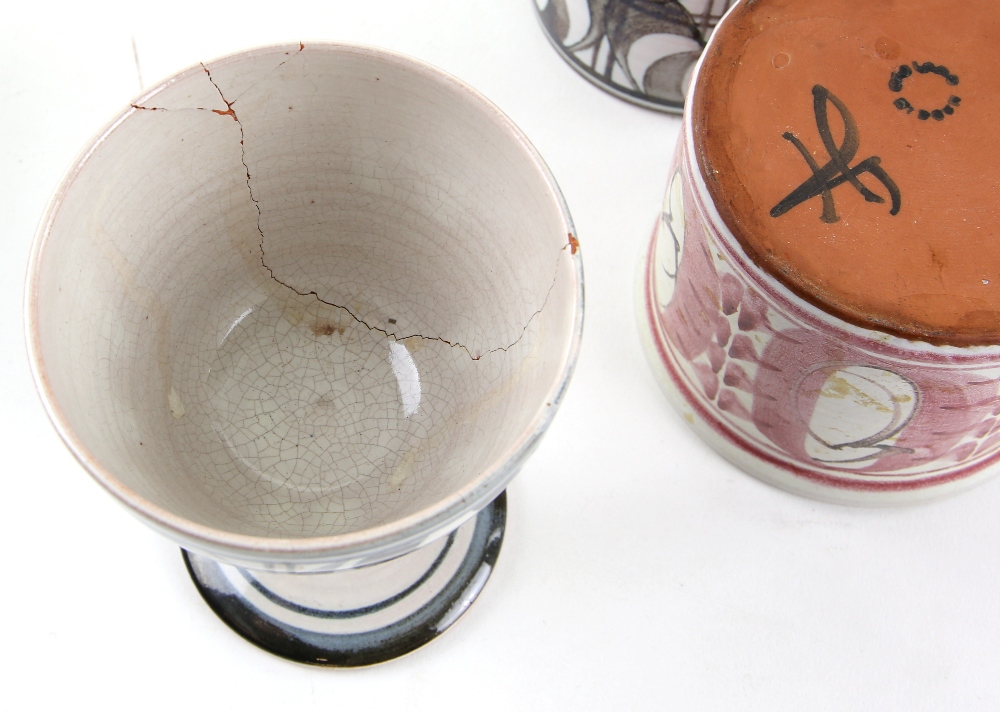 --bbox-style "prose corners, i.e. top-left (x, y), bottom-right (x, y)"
top-left (26, 44), bottom-right (583, 665)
